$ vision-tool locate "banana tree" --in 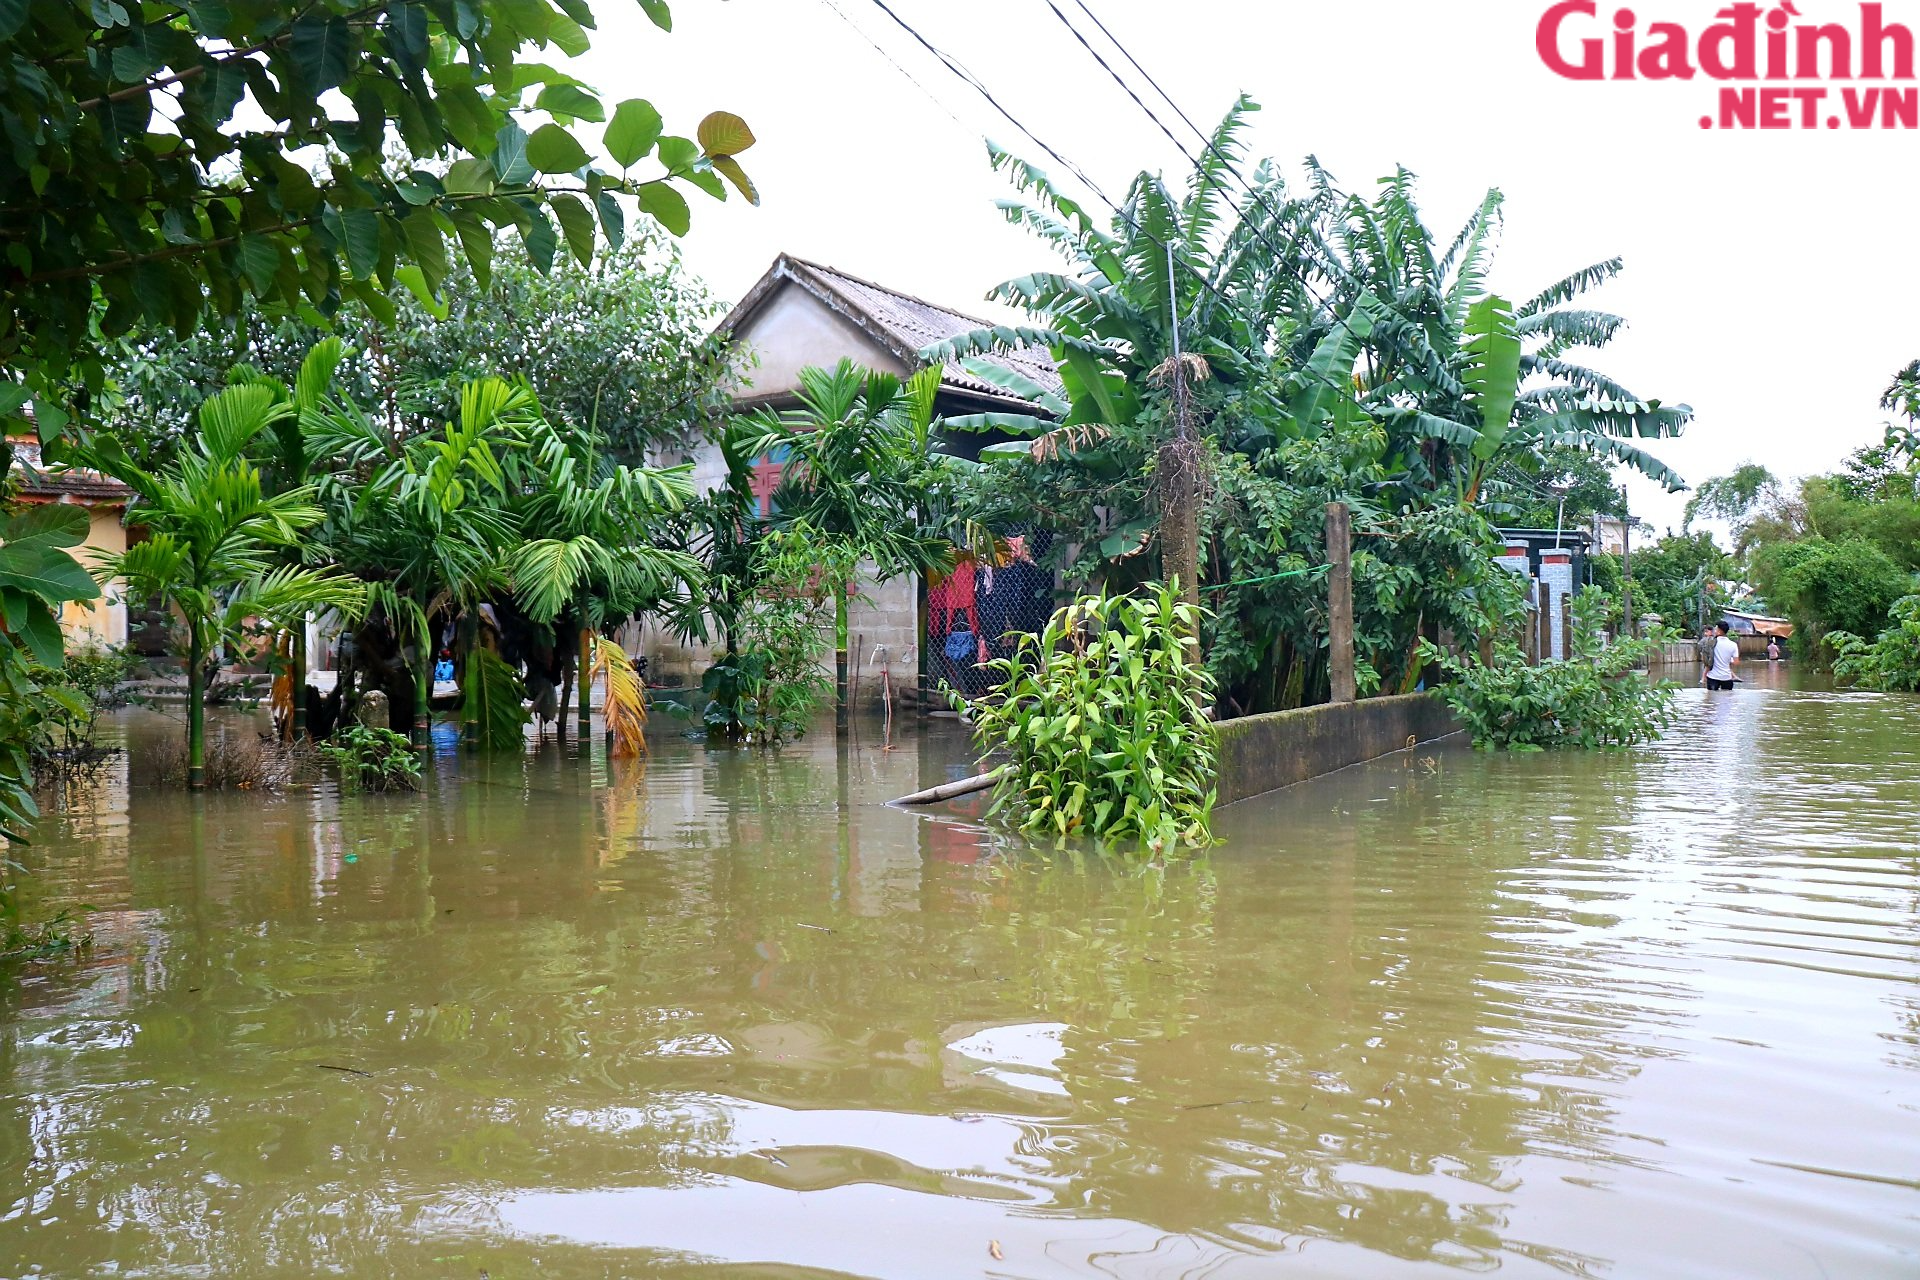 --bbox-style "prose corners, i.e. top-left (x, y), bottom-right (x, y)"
top-left (729, 359), bottom-right (951, 731)
top-left (308, 377), bottom-right (527, 744)
top-left (88, 385), bottom-right (365, 787)
top-left (502, 407), bottom-right (704, 734)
